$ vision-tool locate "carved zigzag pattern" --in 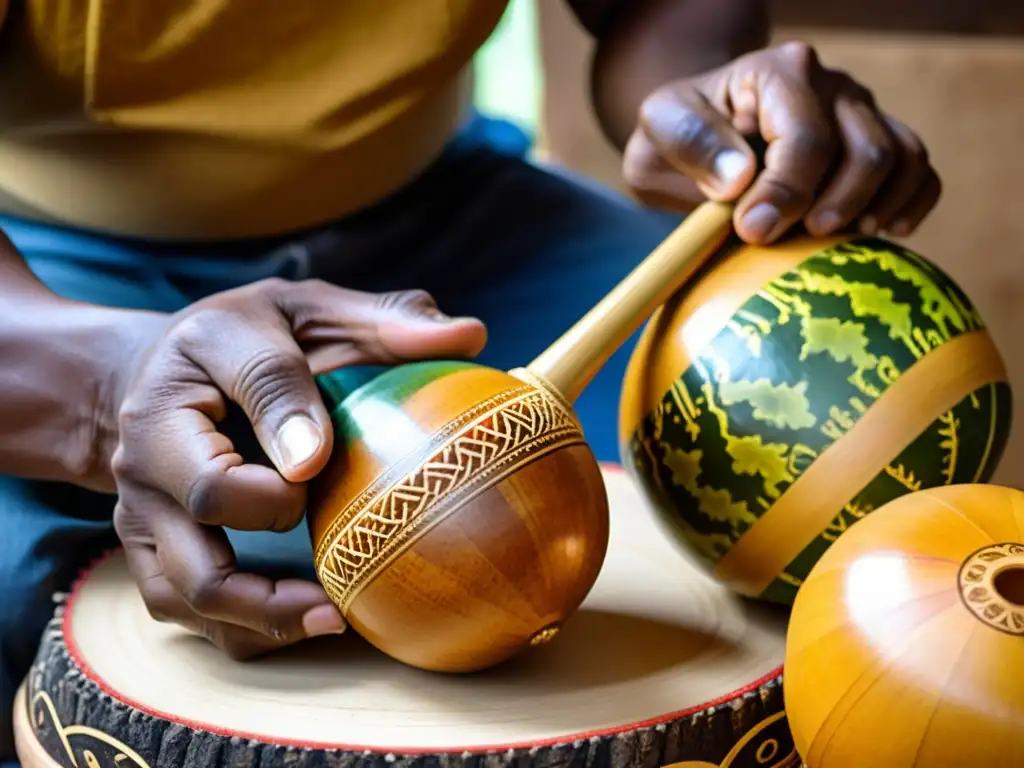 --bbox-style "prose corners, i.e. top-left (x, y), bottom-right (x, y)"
top-left (317, 388), bottom-right (583, 608)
